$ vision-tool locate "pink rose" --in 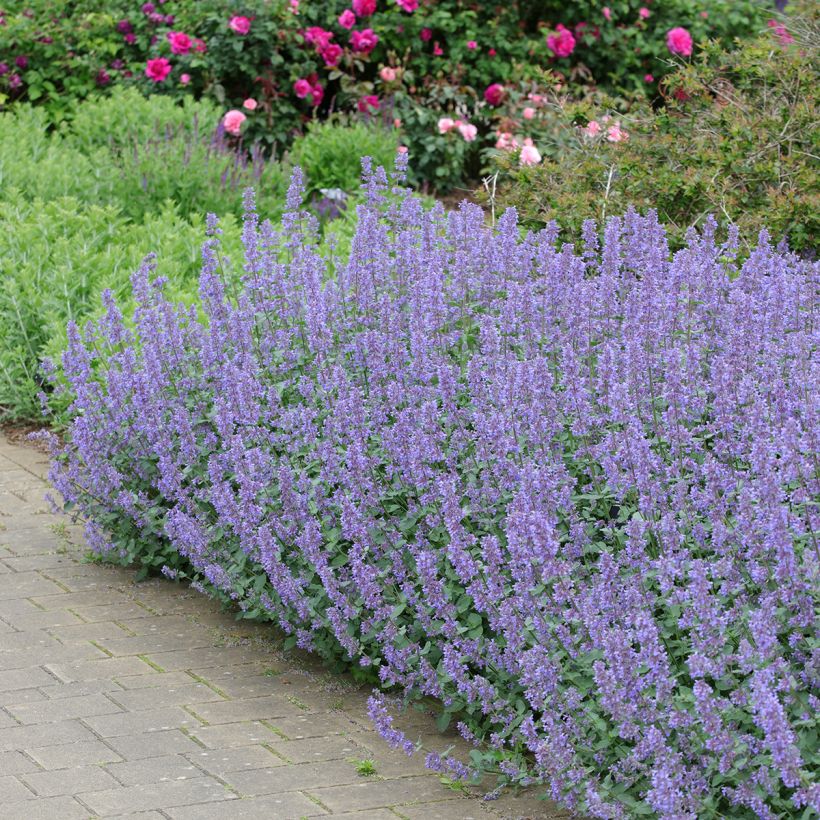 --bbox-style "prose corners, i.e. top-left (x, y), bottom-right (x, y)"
top-left (393, 117), bottom-right (402, 128)
top-left (357, 94), bottom-right (380, 112)
top-left (644, 73), bottom-right (654, 83)
top-left (352, 0), bottom-right (376, 16)
top-left (519, 138), bottom-right (541, 166)
top-left (180, 73), bottom-right (191, 85)
top-left (495, 132), bottom-right (518, 151)
top-left (124, 33), bottom-right (137, 44)
top-left (420, 27), bottom-right (432, 42)
top-left (321, 43), bottom-right (343, 66)
top-left (304, 27), bottom-right (334, 50)
top-left (350, 28), bottom-right (378, 55)
top-left (397, 145), bottom-right (408, 153)
top-left (310, 82), bottom-right (324, 106)
top-left (290, 0), bottom-right (300, 12)
top-left (437, 117), bottom-right (455, 134)
top-left (602, 7), bottom-right (612, 21)
top-left (666, 26), bottom-right (693, 57)
top-left (458, 122), bottom-right (477, 142)
top-left (483, 83), bottom-right (505, 106)
top-left (606, 123), bottom-right (628, 142)
top-left (583, 120), bottom-right (601, 137)
top-left (167, 31), bottom-right (192, 55)
top-left (547, 26), bottom-right (575, 58)
top-left (638, 7), bottom-right (650, 19)
top-left (396, 0), bottom-right (418, 11)
top-left (380, 66), bottom-right (397, 82)
top-left (338, 9), bottom-right (356, 29)
top-left (294, 78), bottom-right (312, 98)
top-left (194, 38), bottom-right (207, 52)
top-left (767, 19), bottom-right (795, 46)
top-left (433, 42), bottom-right (443, 56)
top-left (243, 97), bottom-right (257, 110)
top-left (144, 57), bottom-right (171, 82)
top-left (522, 106), bottom-right (535, 120)
top-left (466, 40), bottom-right (477, 49)
top-left (223, 109), bottom-right (246, 136)
top-left (228, 15), bottom-right (251, 35)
